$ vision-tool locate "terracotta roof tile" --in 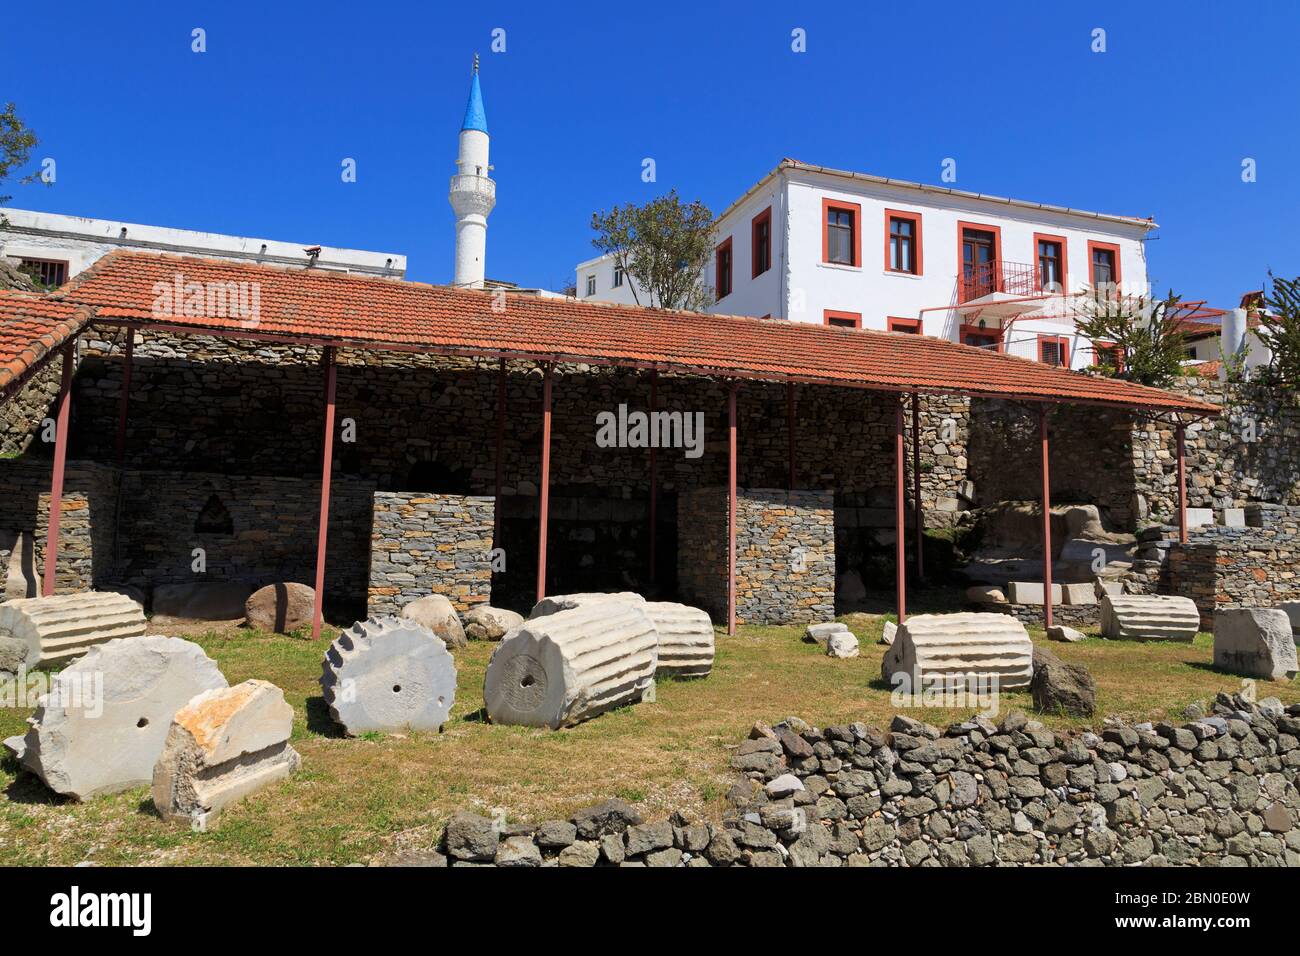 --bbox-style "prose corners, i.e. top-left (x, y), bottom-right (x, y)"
top-left (56, 250), bottom-right (1219, 415)
top-left (0, 293), bottom-right (87, 400)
